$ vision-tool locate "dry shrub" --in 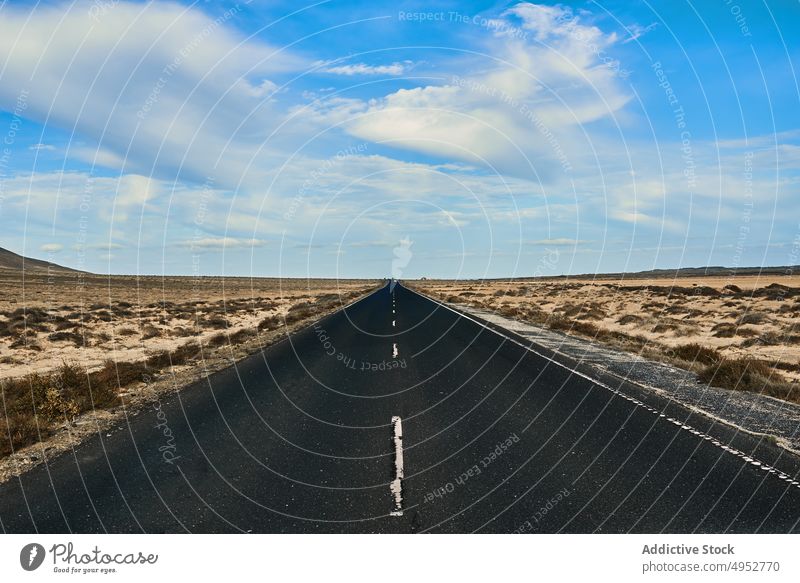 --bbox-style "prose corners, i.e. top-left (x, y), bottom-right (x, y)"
top-left (617, 314), bottom-right (643, 325)
top-left (740, 332), bottom-right (782, 347)
top-left (577, 308), bottom-right (606, 320)
top-left (712, 322), bottom-right (737, 338)
top-left (316, 293), bottom-right (339, 303)
top-left (47, 331), bottom-right (85, 345)
top-left (141, 324), bottom-right (161, 339)
top-left (0, 413), bottom-right (42, 457)
top-left (168, 326), bottom-right (194, 338)
top-left (497, 304), bottom-right (521, 318)
top-left (285, 308), bottom-right (313, 323)
top-left (200, 316), bottom-right (229, 329)
top-left (258, 315), bottom-right (281, 331)
top-left (735, 327), bottom-right (760, 338)
top-left (228, 329), bottom-right (256, 344)
top-left (93, 310), bottom-right (113, 322)
top-left (9, 334), bottom-right (42, 351)
top-left (670, 343), bottom-right (720, 366)
top-left (89, 361), bottom-right (143, 405)
top-left (146, 342), bottom-right (200, 368)
top-left (652, 322), bottom-right (679, 333)
top-left (737, 312), bottom-right (767, 325)
top-left (205, 332), bottom-right (228, 347)
top-left (547, 315), bottom-right (602, 337)
top-left (0, 361), bottom-right (126, 455)
top-left (699, 358), bottom-right (798, 403)
top-left (40, 388), bottom-right (80, 422)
